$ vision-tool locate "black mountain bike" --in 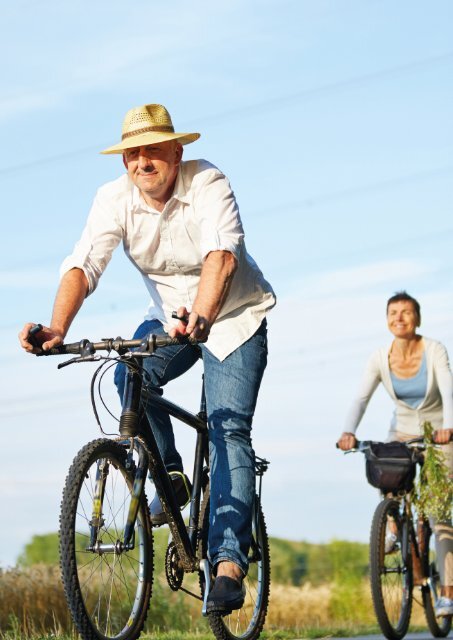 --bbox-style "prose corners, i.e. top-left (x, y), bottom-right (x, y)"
top-left (346, 438), bottom-right (452, 640)
top-left (36, 329), bottom-right (271, 640)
